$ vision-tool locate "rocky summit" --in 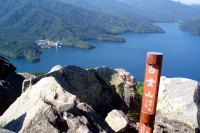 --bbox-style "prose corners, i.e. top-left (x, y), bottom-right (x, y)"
top-left (0, 65), bottom-right (140, 133)
top-left (1, 58), bottom-right (200, 133)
